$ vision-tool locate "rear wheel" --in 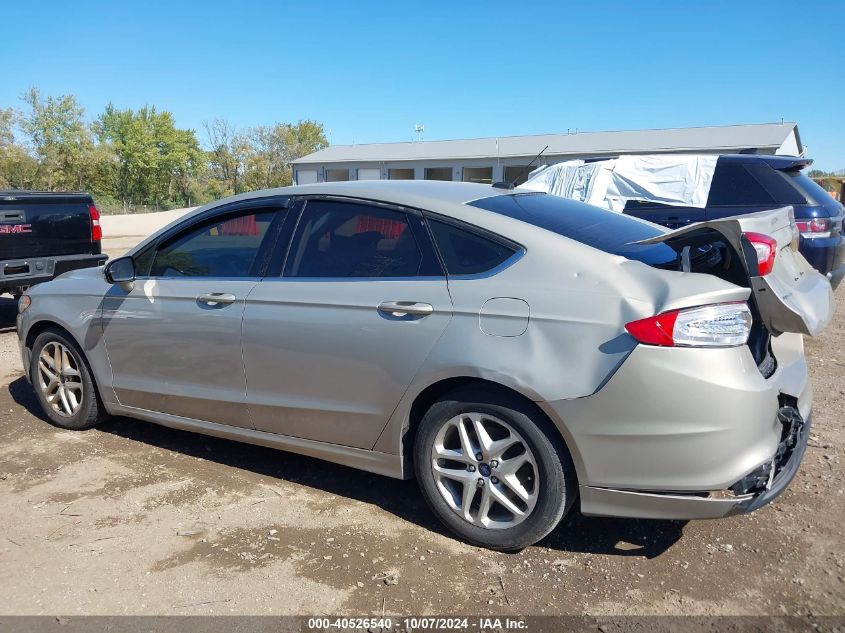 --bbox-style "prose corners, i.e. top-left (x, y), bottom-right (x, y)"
top-left (414, 386), bottom-right (576, 551)
top-left (30, 329), bottom-right (108, 430)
